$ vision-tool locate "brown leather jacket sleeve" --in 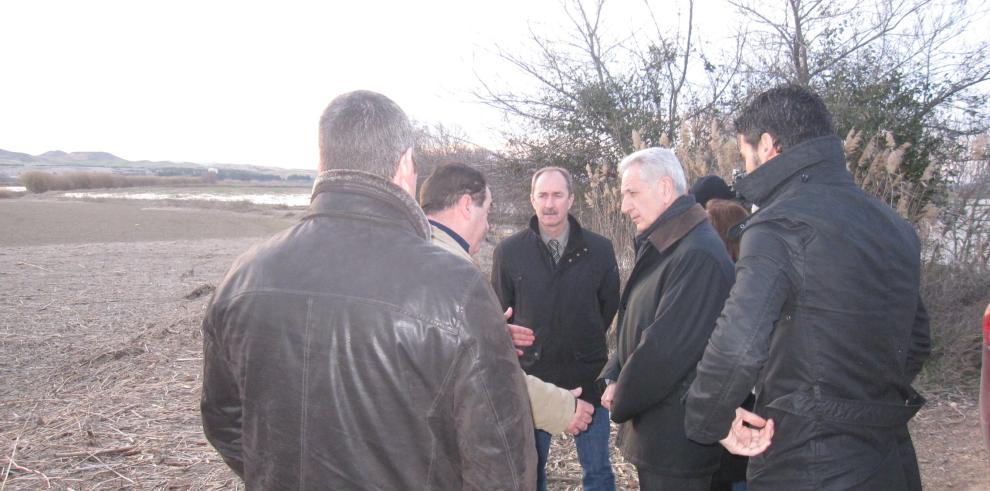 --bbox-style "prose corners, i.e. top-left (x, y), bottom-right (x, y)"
top-left (200, 299), bottom-right (245, 477)
top-left (453, 275), bottom-right (537, 490)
